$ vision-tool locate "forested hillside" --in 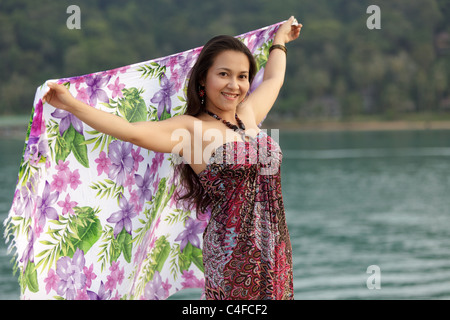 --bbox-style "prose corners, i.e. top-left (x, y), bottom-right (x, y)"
top-left (1, 0), bottom-right (449, 120)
